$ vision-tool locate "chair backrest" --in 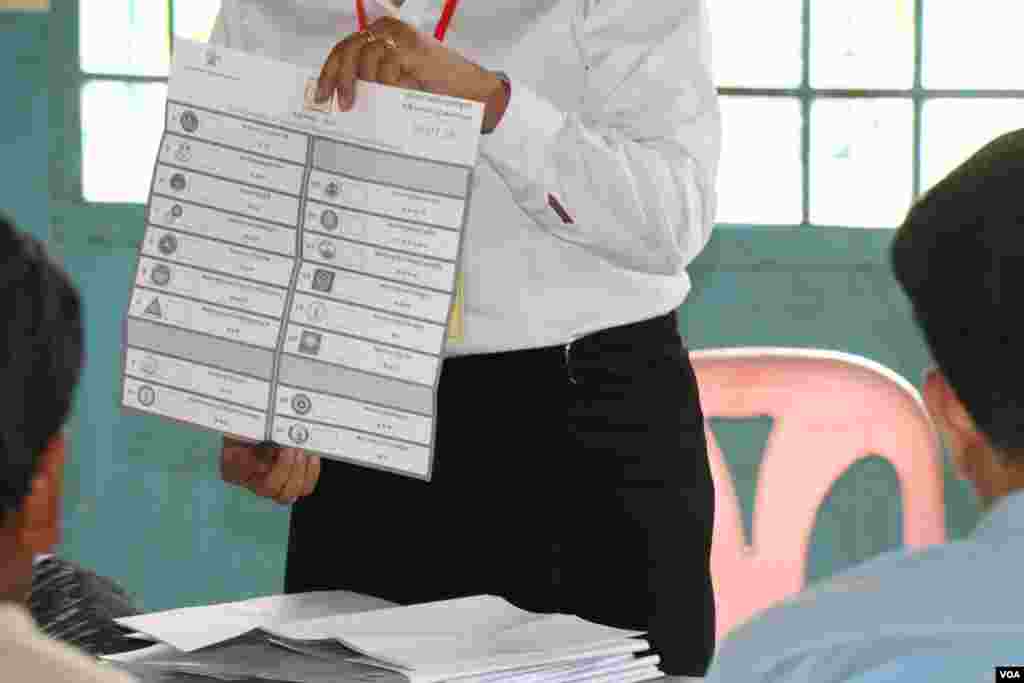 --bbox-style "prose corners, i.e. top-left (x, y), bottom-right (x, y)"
top-left (690, 348), bottom-right (947, 641)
